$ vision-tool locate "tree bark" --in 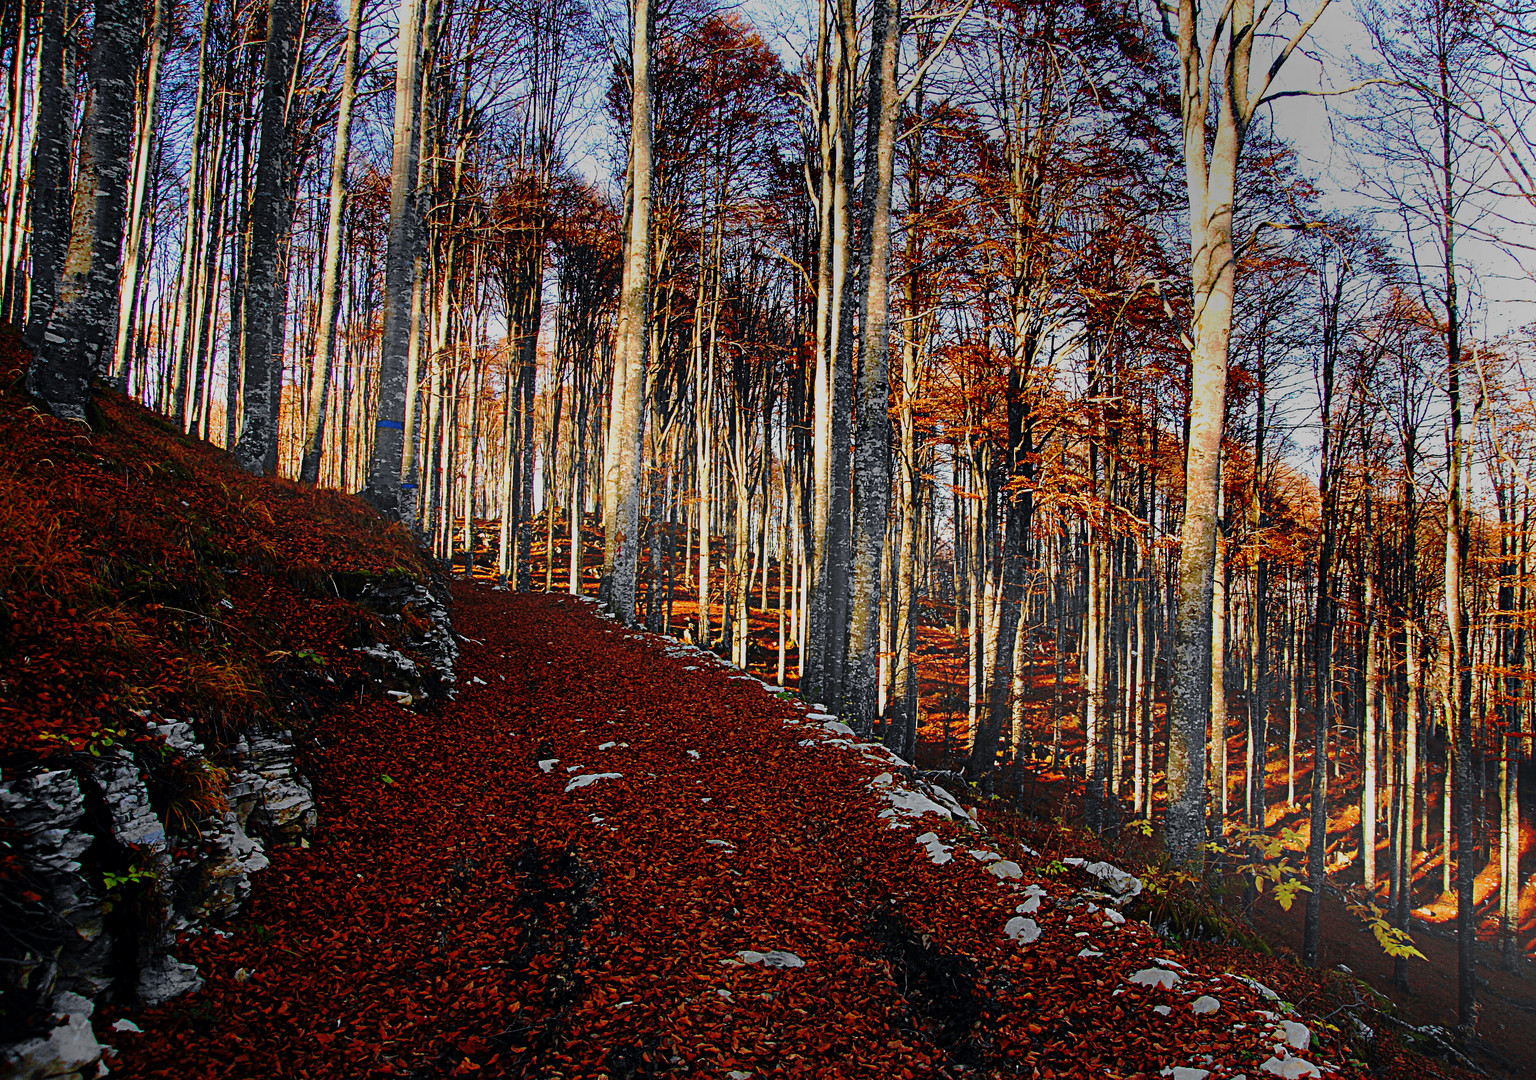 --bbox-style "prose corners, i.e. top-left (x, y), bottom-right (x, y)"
top-left (29, 0), bottom-right (141, 422)
top-left (109, 0), bottom-right (167, 385)
top-left (599, 0), bottom-right (652, 626)
top-left (22, 0), bottom-right (72, 352)
top-left (233, 0), bottom-right (299, 476)
top-left (300, 0), bottom-right (364, 484)
top-left (364, 0), bottom-right (425, 516)
top-left (845, 0), bottom-right (899, 728)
